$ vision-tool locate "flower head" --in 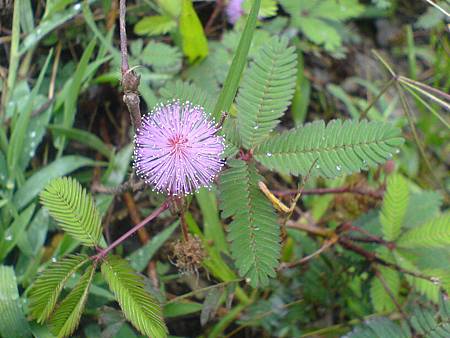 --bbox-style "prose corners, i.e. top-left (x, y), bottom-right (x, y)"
top-left (226, 0), bottom-right (244, 24)
top-left (134, 101), bottom-right (225, 196)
